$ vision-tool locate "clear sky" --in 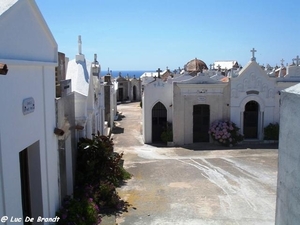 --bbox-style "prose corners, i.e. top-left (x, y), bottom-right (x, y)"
top-left (35, 0), bottom-right (299, 70)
